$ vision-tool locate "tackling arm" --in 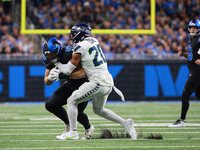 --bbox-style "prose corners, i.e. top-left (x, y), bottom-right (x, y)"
top-left (69, 64), bottom-right (86, 79)
top-left (55, 53), bottom-right (81, 76)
